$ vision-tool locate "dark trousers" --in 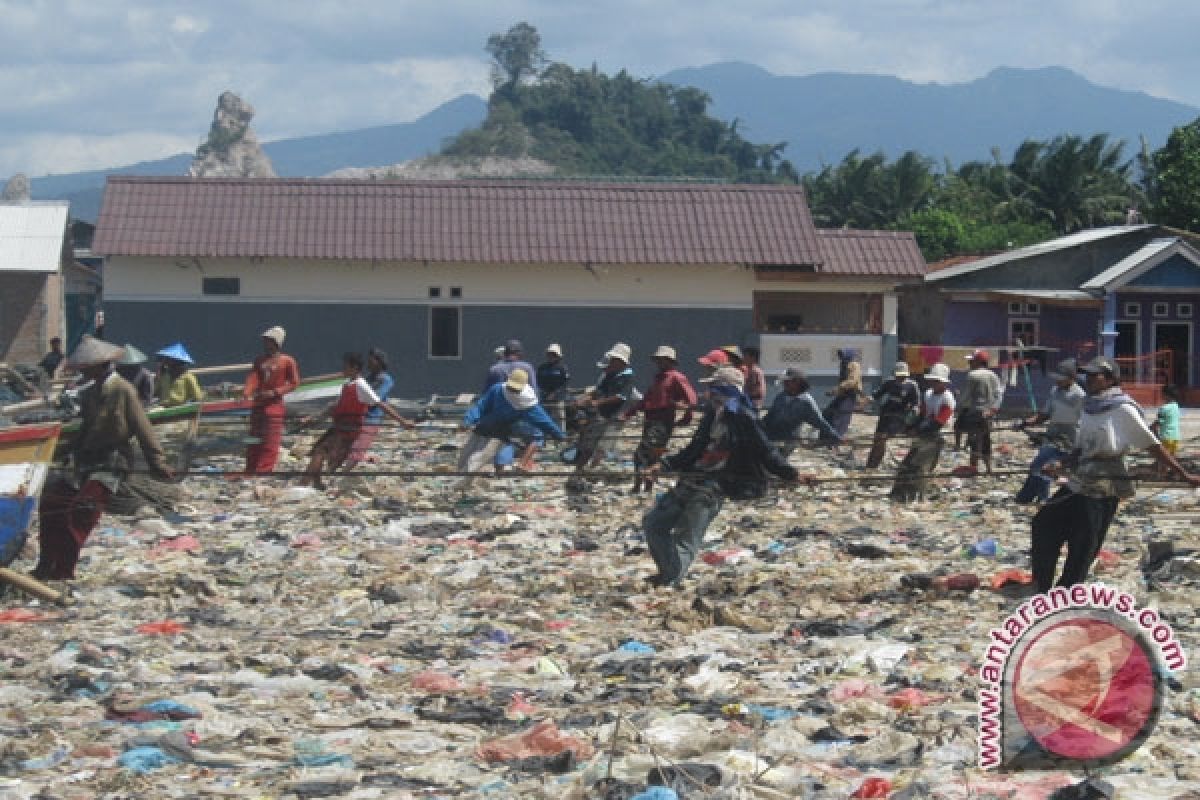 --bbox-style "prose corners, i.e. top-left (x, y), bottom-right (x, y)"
top-left (1030, 488), bottom-right (1120, 593)
top-left (35, 477), bottom-right (112, 580)
top-left (643, 481), bottom-right (723, 586)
